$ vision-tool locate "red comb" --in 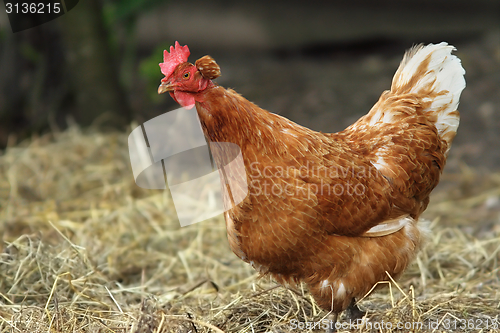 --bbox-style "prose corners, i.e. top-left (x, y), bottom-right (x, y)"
top-left (159, 41), bottom-right (190, 78)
